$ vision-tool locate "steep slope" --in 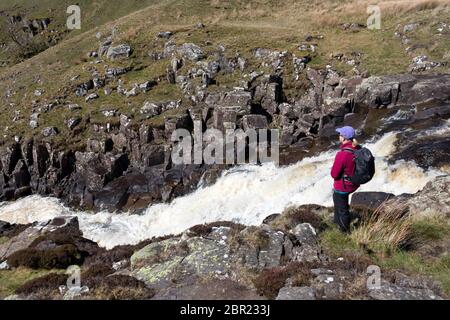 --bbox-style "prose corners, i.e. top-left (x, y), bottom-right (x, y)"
top-left (0, 0), bottom-right (449, 143)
